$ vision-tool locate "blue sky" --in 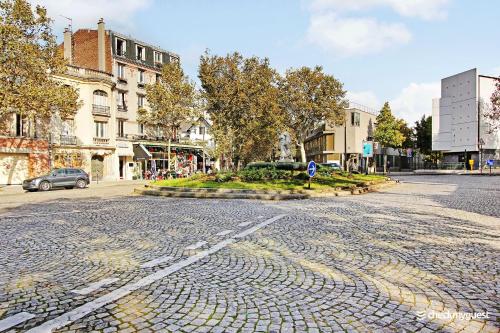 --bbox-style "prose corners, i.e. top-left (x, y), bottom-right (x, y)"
top-left (34, 0), bottom-right (500, 124)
